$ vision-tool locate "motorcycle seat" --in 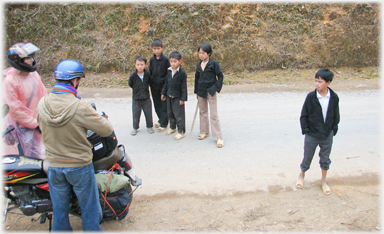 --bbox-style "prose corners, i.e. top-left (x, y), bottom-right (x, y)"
top-left (93, 146), bottom-right (122, 171)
